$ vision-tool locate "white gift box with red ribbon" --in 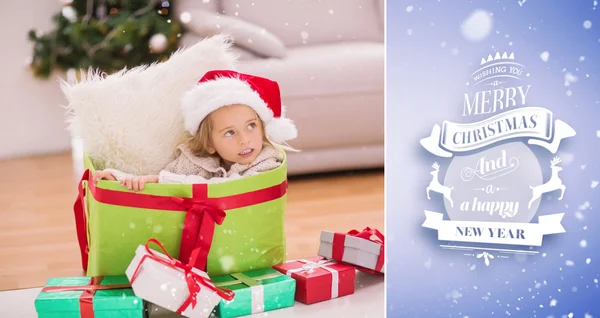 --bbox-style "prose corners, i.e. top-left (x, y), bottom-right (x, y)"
top-left (125, 239), bottom-right (234, 318)
top-left (318, 228), bottom-right (385, 273)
